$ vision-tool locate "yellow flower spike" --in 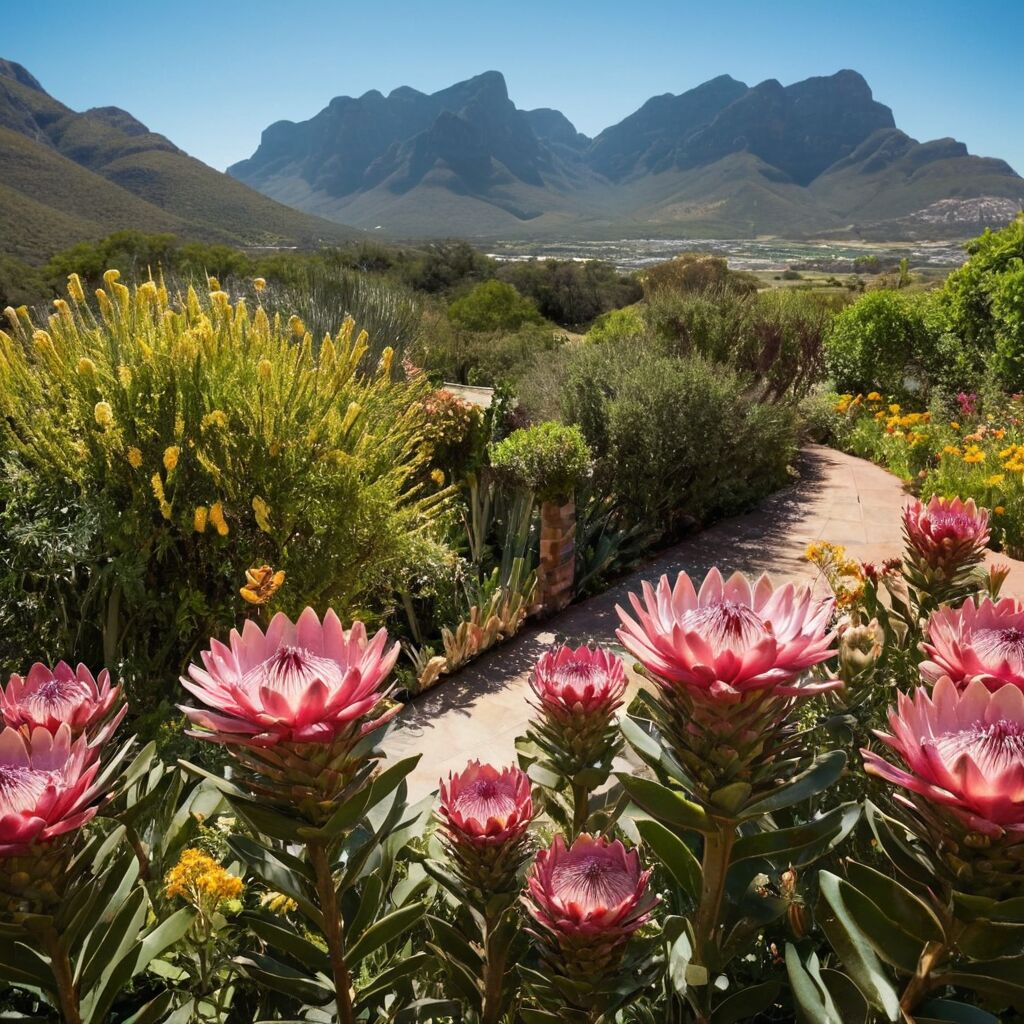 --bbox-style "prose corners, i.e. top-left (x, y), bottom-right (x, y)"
top-left (95, 289), bottom-right (113, 320)
top-left (193, 506), bottom-right (208, 533)
top-left (209, 290), bottom-right (230, 309)
top-left (379, 345), bottom-right (394, 376)
top-left (341, 401), bottom-right (362, 433)
top-left (253, 277), bottom-right (266, 292)
top-left (209, 501), bottom-right (229, 537)
top-left (94, 401), bottom-right (114, 428)
top-left (252, 496), bottom-right (272, 533)
top-left (288, 315), bottom-right (305, 338)
top-left (201, 410), bottom-right (227, 430)
top-left (338, 316), bottom-right (355, 346)
top-left (67, 273), bottom-right (85, 302)
top-left (102, 269), bottom-right (121, 290)
top-left (257, 358), bottom-right (273, 382)
top-left (76, 357), bottom-right (96, 377)
top-left (261, 891), bottom-right (298, 915)
top-left (150, 474), bottom-right (172, 520)
top-left (320, 335), bottom-right (336, 368)
top-left (118, 365), bottom-right (132, 387)
top-left (240, 564), bottom-right (285, 605)
top-left (207, 276), bottom-right (221, 291)
top-left (163, 446), bottom-right (180, 472)
top-left (127, 447), bottom-right (143, 469)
